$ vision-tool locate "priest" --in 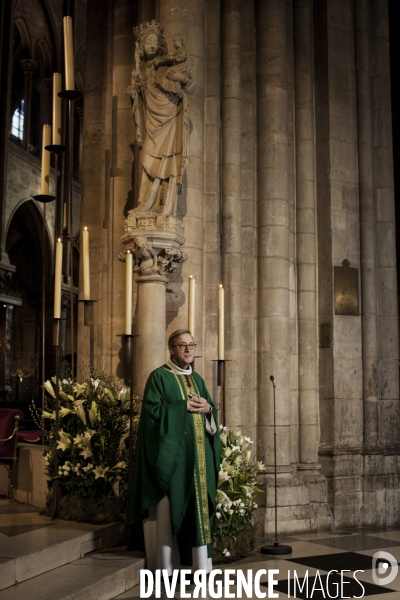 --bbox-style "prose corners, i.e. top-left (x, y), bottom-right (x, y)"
top-left (128, 329), bottom-right (221, 574)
